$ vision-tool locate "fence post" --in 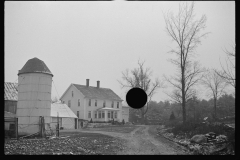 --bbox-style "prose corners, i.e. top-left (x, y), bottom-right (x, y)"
top-left (39, 116), bottom-right (42, 138)
top-left (42, 117), bottom-right (45, 138)
top-left (57, 112), bottom-right (59, 137)
top-left (15, 118), bottom-right (18, 140)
